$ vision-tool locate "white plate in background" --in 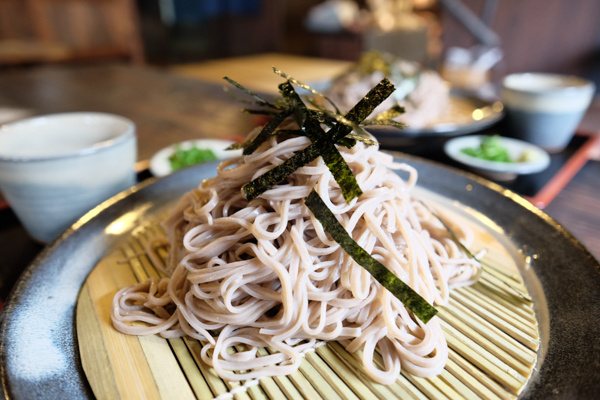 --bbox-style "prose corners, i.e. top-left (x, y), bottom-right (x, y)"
top-left (149, 139), bottom-right (242, 177)
top-left (444, 135), bottom-right (550, 181)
